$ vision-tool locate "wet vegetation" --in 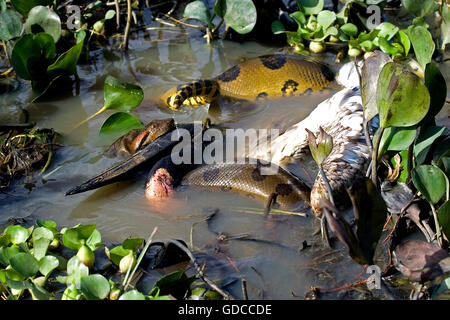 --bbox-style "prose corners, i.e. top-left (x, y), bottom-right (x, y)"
top-left (0, 0), bottom-right (450, 300)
